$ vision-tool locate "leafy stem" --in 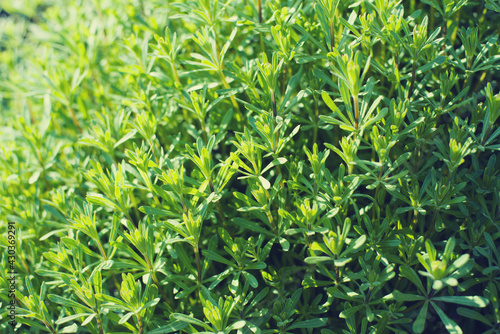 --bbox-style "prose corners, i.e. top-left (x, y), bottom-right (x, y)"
top-left (372, 166), bottom-right (383, 220)
top-left (42, 319), bottom-right (57, 334)
top-left (219, 70), bottom-right (242, 121)
top-left (271, 90), bottom-right (278, 118)
top-left (330, 19), bottom-right (335, 52)
top-left (195, 245), bottom-right (202, 285)
top-left (136, 313), bottom-right (144, 334)
top-left (282, 62), bottom-right (289, 97)
top-left (96, 238), bottom-right (108, 261)
top-left (69, 106), bottom-right (82, 133)
top-left (171, 61), bottom-right (181, 84)
top-left (93, 306), bottom-right (104, 334)
top-left (144, 254), bottom-right (174, 310)
top-left (313, 97), bottom-right (319, 145)
top-left (354, 95), bottom-right (359, 130)
top-left (408, 61), bottom-right (417, 99)
top-left (209, 179), bottom-right (231, 235)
